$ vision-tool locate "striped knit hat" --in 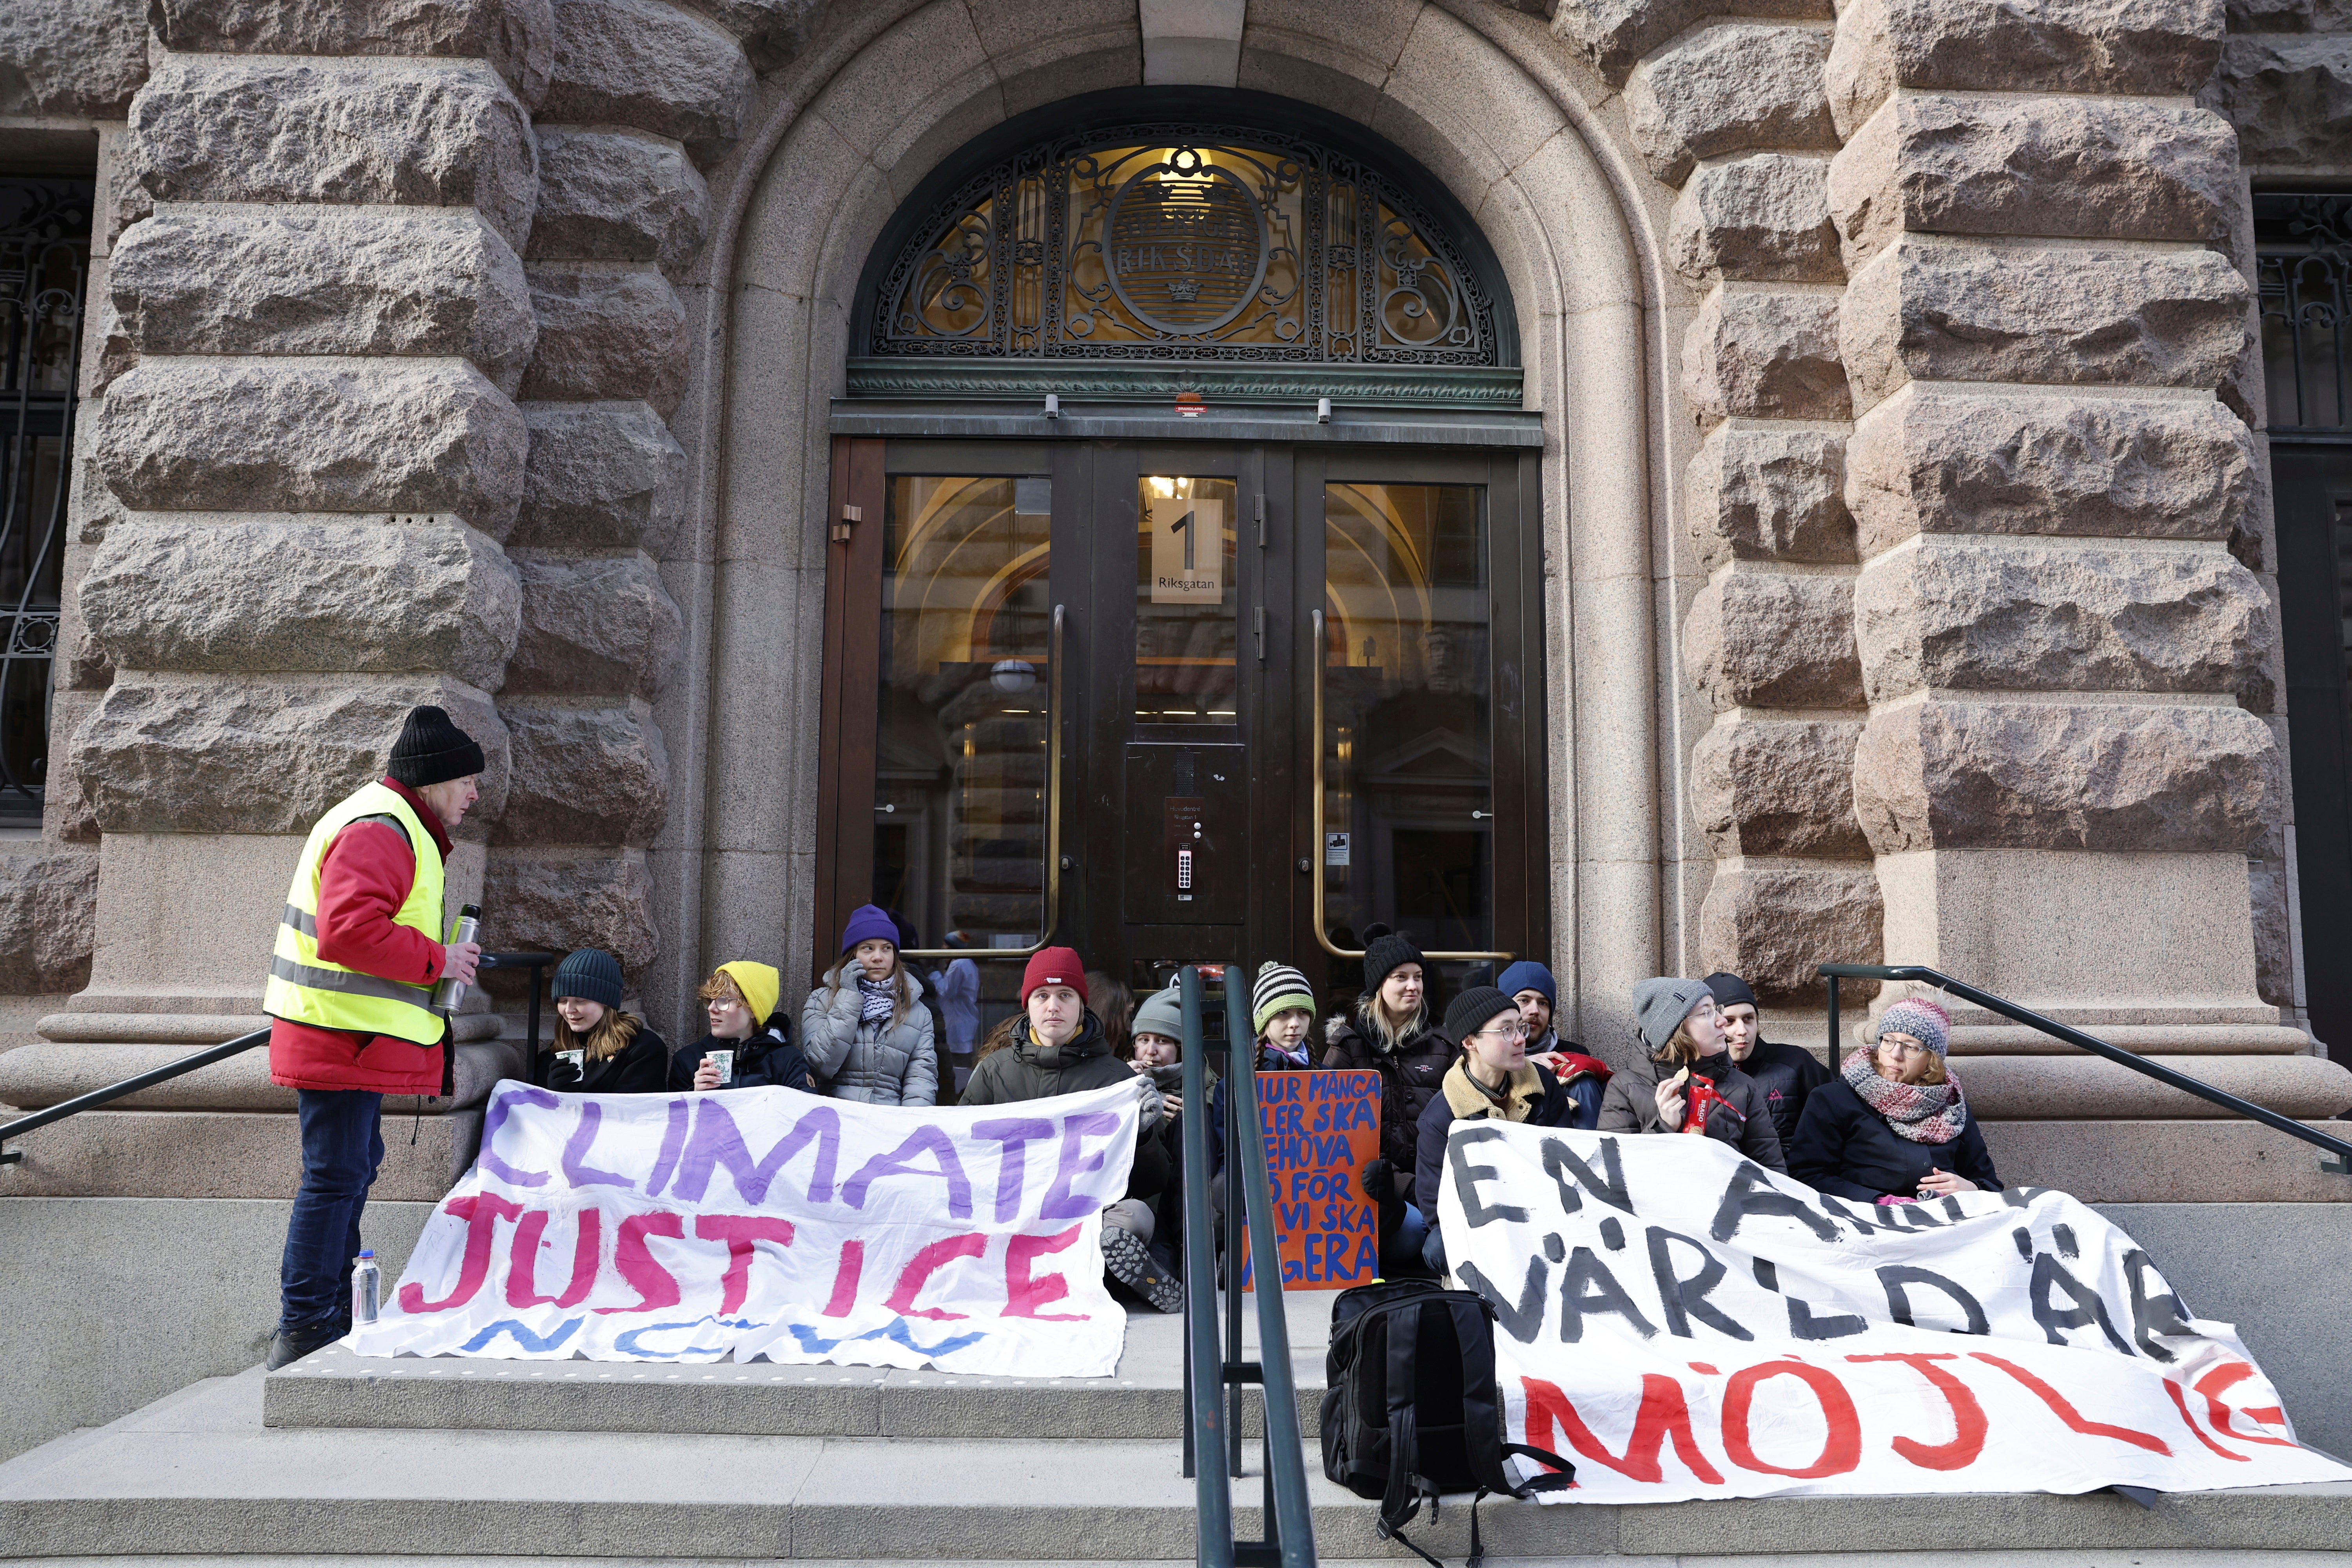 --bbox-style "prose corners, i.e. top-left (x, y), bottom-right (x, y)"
top-left (1252, 961), bottom-right (1317, 1036)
